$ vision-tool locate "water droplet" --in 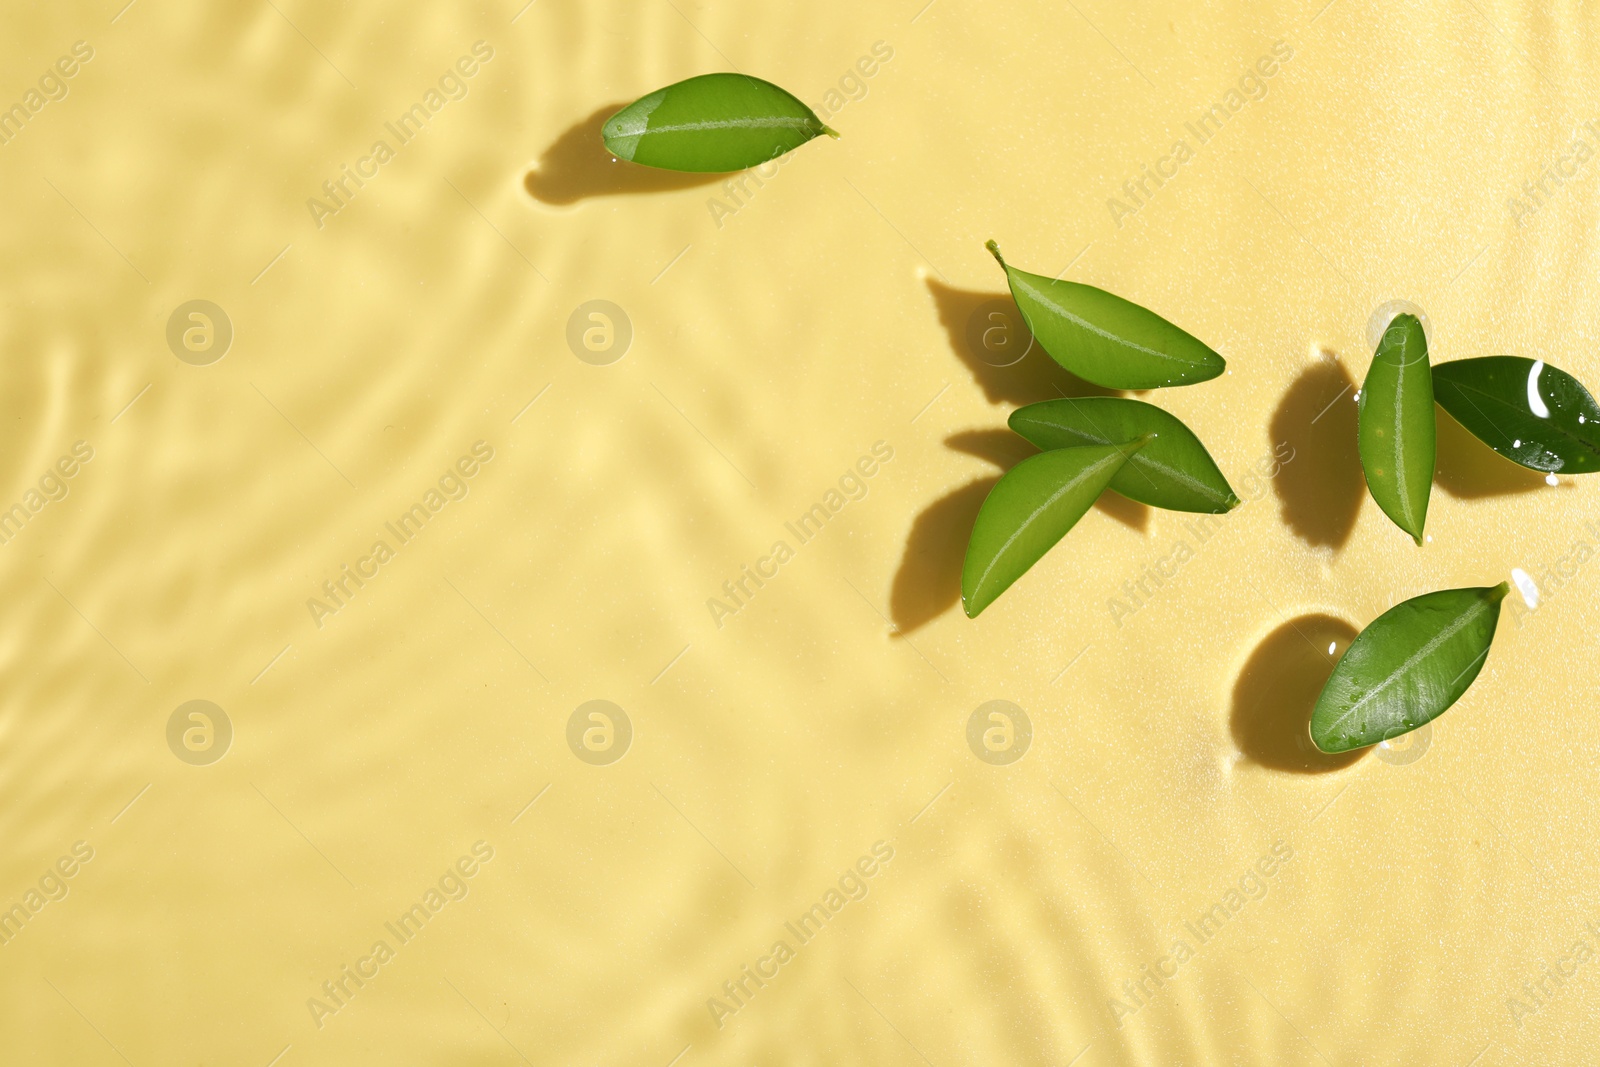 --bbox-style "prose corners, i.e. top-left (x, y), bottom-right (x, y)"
top-left (1513, 439), bottom-right (1522, 448)
top-left (1512, 568), bottom-right (1540, 609)
top-left (1327, 641), bottom-right (1337, 654)
top-left (1546, 473), bottom-right (1559, 486)
top-left (1528, 361), bottom-right (1551, 418)
top-left (1367, 300), bottom-right (1431, 353)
